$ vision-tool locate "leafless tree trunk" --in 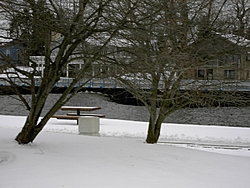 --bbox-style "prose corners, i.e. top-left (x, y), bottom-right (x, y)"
top-left (106, 0), bottom-right (250, 143)
top-left (0, 0), bottom-right (138, 144)
top-left (0, 0), bottom-right (249, 145)
top-left (229, 0), bottom-right (250, 37)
